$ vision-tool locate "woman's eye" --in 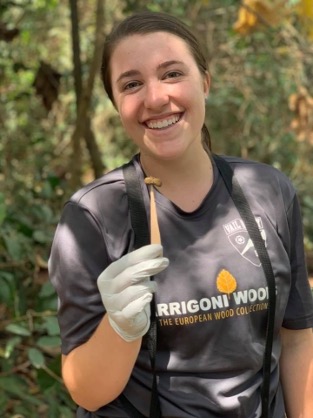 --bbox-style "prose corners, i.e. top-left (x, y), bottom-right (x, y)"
top-left (124, 81), bottom-right (140, 91)
top-left (165, 71), bottom-right (182, 79)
